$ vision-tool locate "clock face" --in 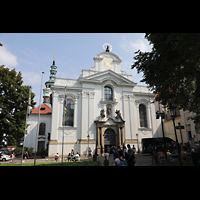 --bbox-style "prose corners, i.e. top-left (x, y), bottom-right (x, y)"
top-left (104, 58), bottom-right (112, 69)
